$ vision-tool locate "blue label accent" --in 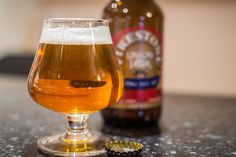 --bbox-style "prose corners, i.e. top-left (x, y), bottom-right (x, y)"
top-left (124, 76), bottom-right (160, 89)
